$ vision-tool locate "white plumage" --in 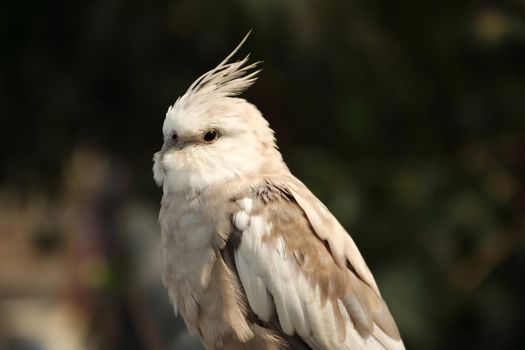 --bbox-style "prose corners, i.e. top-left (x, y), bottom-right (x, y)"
top-left (153, 33), bottom-right (404, 350)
